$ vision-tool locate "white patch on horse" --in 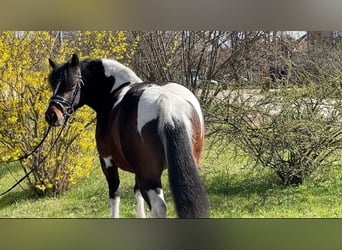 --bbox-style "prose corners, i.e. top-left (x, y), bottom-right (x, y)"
top-left (137, 84), bottom-right (194, 142)
top-left (147, 189), bottom-right (166, 218)
top-left (135, 190), bottom-right (146, 218)
top-left (101, 59), bottom-right (143, 93)
top-left (110, 197), bottom-right (120, 218)
top-left (163, 83), bottom-right (204, 136)
top-left (102, 156), bottom-right (112, 168)
top-left (54, 81), bottom-right (61, 95)
top-left (136, 86), bottom-right (160, 135)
